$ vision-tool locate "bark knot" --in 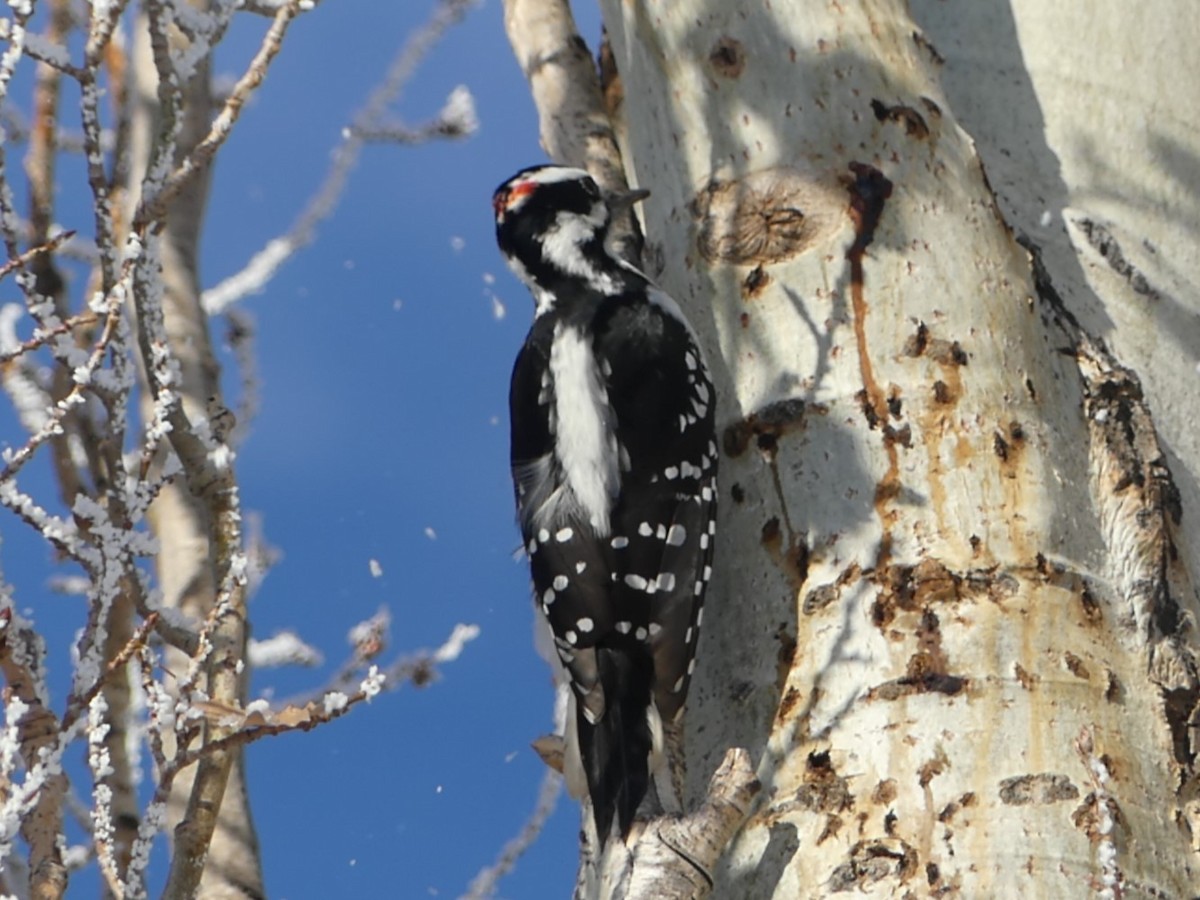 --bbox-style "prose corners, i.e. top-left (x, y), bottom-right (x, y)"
top-left (693, 168), bottom-right (837, 265)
